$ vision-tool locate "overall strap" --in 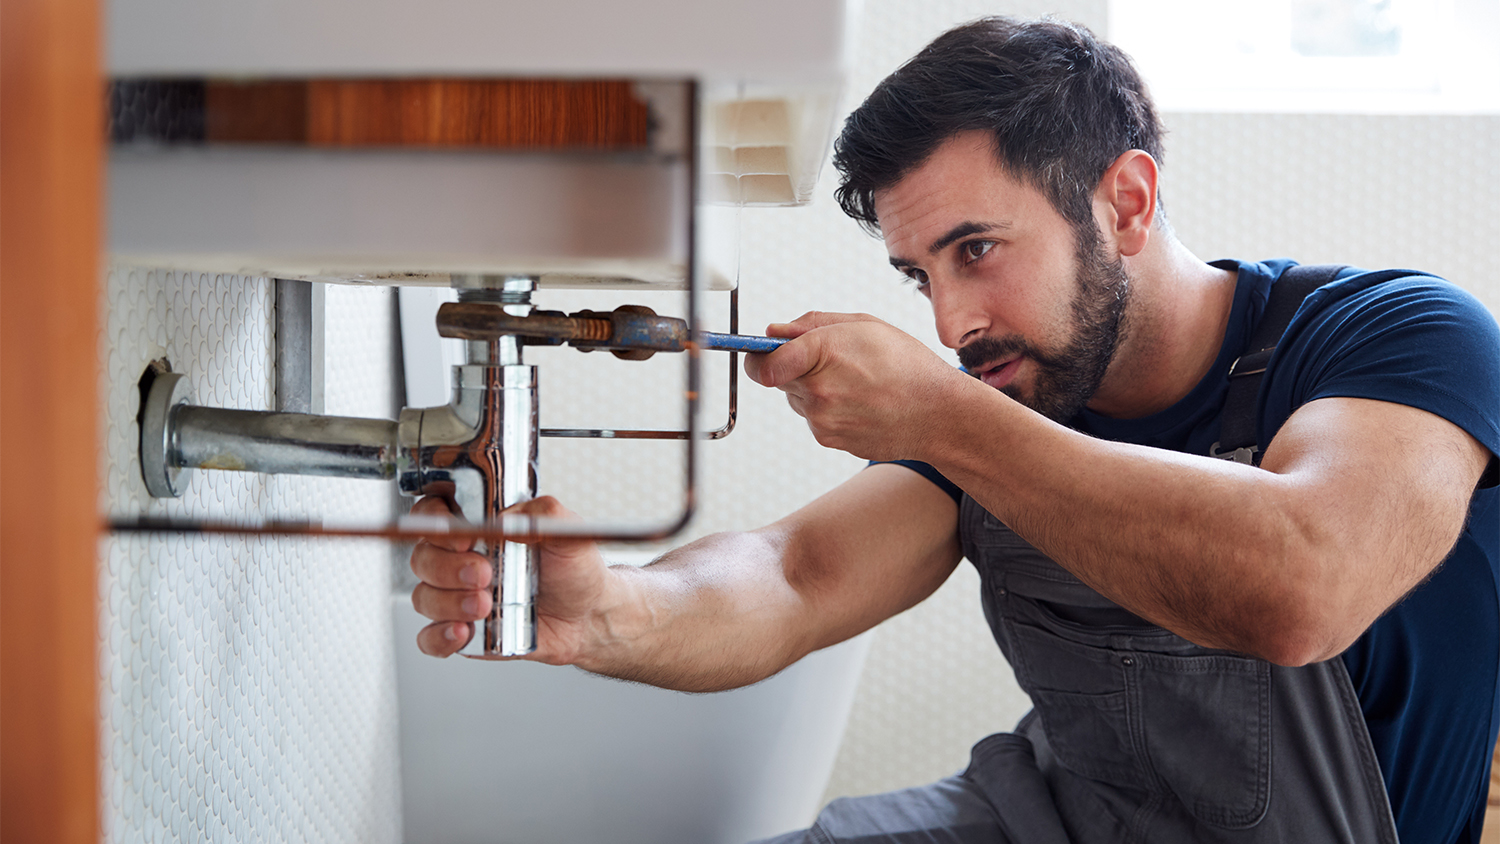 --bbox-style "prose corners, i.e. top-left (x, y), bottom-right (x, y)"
top-left (1212, 264), bottom-right (1347, 465)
